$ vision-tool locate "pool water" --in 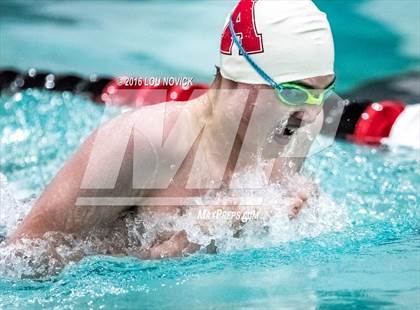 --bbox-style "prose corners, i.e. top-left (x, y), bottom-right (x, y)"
top-left (0, 0), bottom-right (419, 309)
top-left (0, 90), bottom-right (418, 309)
top-left (1, 0), bottom-right (419, 92)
